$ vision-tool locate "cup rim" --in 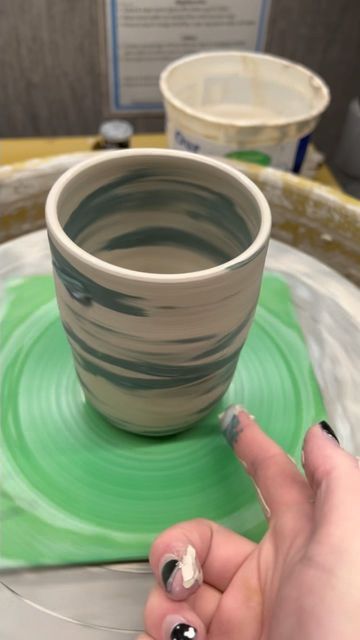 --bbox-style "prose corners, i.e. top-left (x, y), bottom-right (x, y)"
top-left (45, 148), bottom-right (271, 283)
